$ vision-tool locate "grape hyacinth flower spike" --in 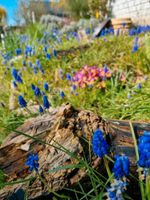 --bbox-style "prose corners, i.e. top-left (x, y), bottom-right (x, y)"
top-left (44, 82), bottom-right (49, 91)
top-left (137, 131), bottom-right (150, 179)
top-left (92, 129), bottom-right (109, 158)
top-left (60, 91), bottom-right (65, 99)
top-left (39, 105), bottom-right (44, 114)
top-left (34, 87), bottom-right (41, 97)
top-left (113, 155), bottom-right (130, 180)
top-left (43, 95), bottom-right (50, 109)
top-left (25, 153), bottom-right (39, 172)
top-left (53, 49), bottom-right (57, 57)
top-left (132, 37), bottom-right (138, 53)
top-left (106, 155), bottom-right (130, 200)
top-left (18, 95), bottom-right (27, 108)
